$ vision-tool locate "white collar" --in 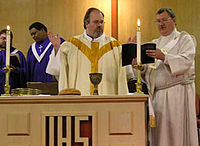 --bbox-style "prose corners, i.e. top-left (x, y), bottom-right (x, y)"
top-left (31, 41), bottom-right (52, 63)
top-left (161, 28), bottom-right (179, 41)
top-left (83, 30), bottom-right (105, 42)
top-left (11, 49), bottom-right (18, 54)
